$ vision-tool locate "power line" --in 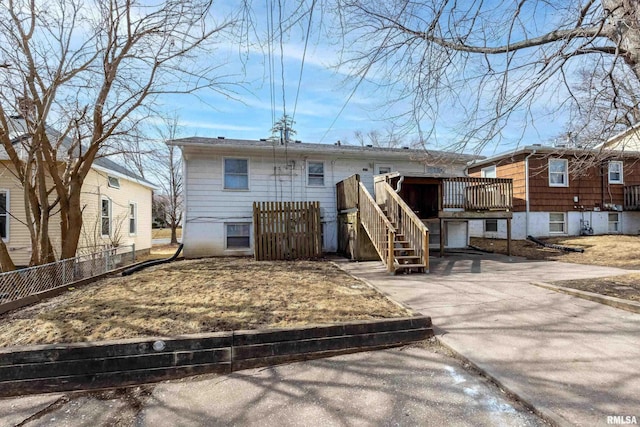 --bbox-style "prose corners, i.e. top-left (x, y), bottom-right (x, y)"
top-left (292, 0), bottom-right (316, 123)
